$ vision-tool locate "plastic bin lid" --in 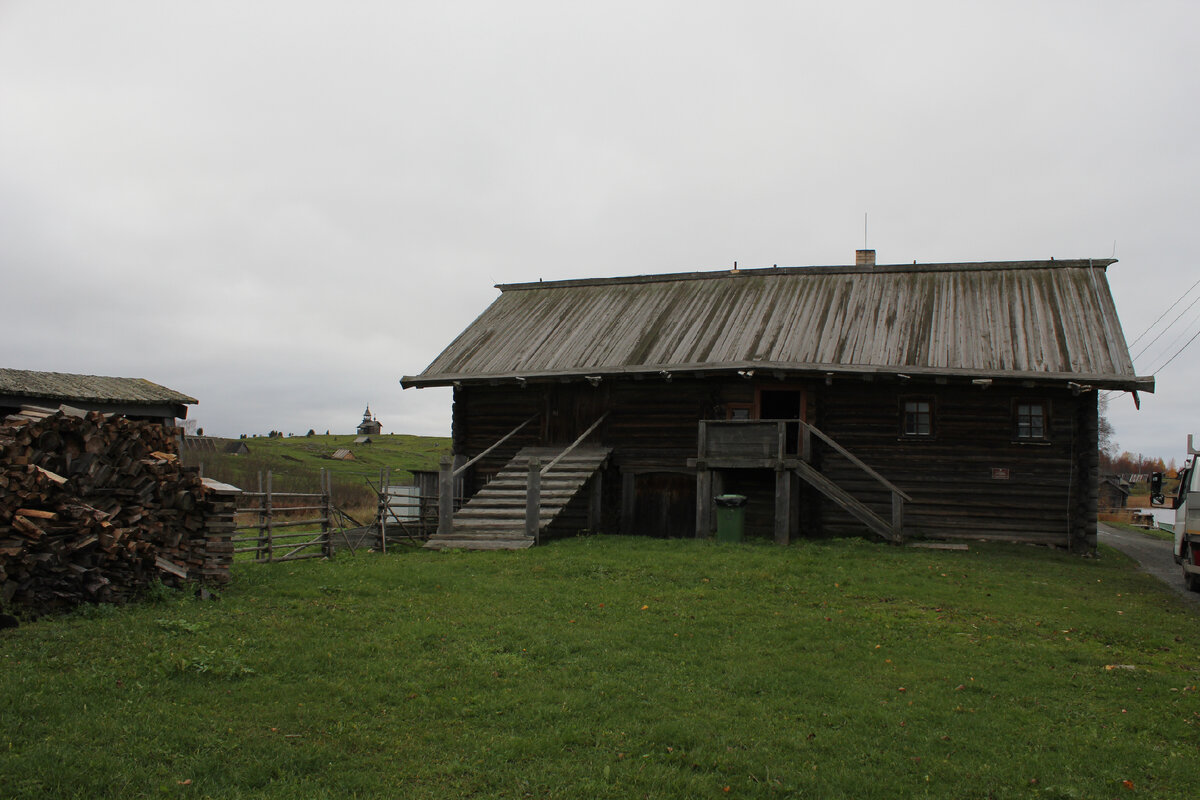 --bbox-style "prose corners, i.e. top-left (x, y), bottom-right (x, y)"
top-left (714, 494), bottom-right (747, 508)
